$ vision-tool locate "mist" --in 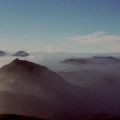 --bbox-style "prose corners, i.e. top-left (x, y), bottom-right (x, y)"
top-left (0, 52), bottom-right (120, 117)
